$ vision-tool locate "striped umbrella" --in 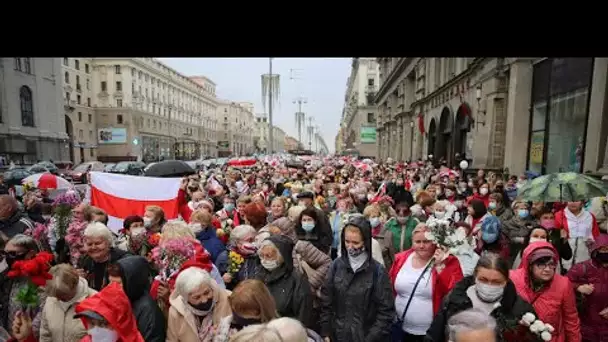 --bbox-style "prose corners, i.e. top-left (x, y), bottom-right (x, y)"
top-left (22, 173), bottom-right (72, 190)
top-left (517, 172), bottom-right (608, 202)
